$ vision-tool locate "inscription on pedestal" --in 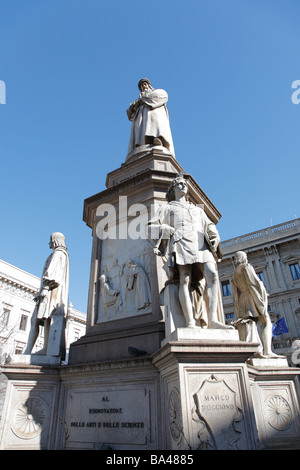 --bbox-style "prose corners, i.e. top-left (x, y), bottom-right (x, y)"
top-left (63, 388), bottom-right (150, 448)
top-left (192, 375), bottom-right (243, 450)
